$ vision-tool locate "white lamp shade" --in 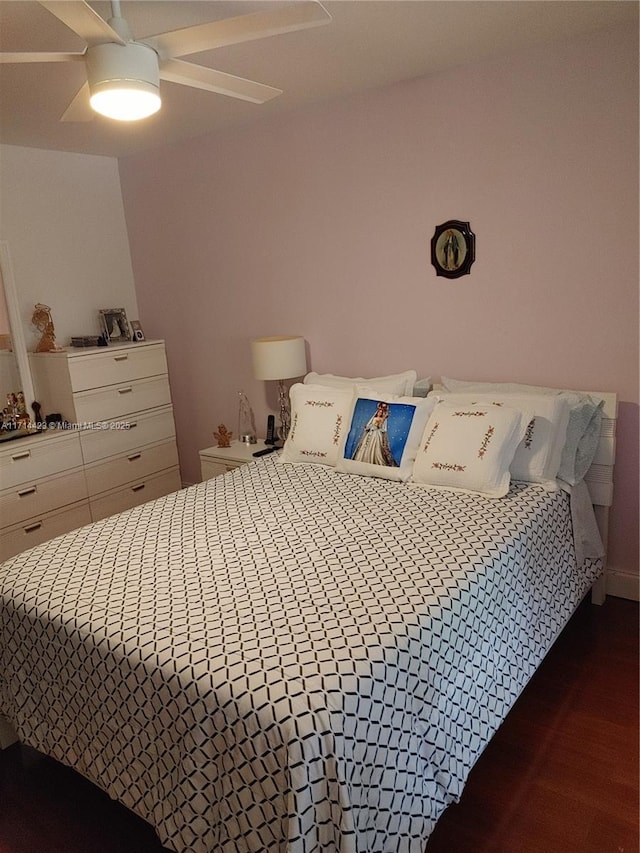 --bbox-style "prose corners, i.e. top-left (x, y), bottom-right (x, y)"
top-left (251, 336), bottom-right (307, 381)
